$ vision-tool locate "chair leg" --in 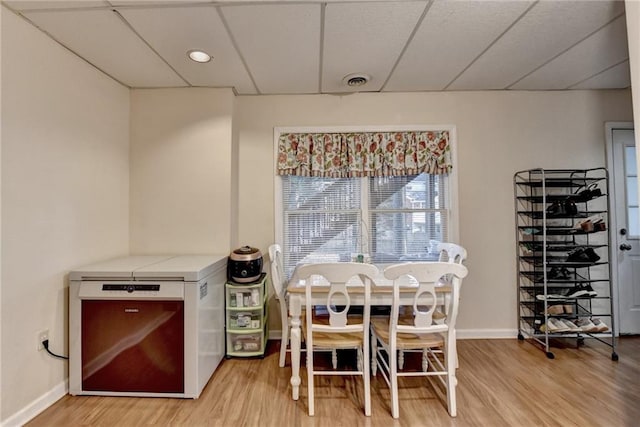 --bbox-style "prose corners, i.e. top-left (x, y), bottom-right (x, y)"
top-left (363, 343), bottom-right (371, 416)
top-left (357, 347), bottom-right (363, 372)
top-left (331, 349), bottom-right (338, 369)
top-left (445, 341), bottom-right (457, 417)
top-left (370, 330), bottom-right (377, 376)
top-left (422, 350), bottom-right (428, 372)
top-left (307, 349), bottom-right (315, 416)
top-left (390, 345), bottom-right (399, 419)
top-left (398, 350), bottom-right (405, 370)
top-left (279, 324), bottom-right (289, 368)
